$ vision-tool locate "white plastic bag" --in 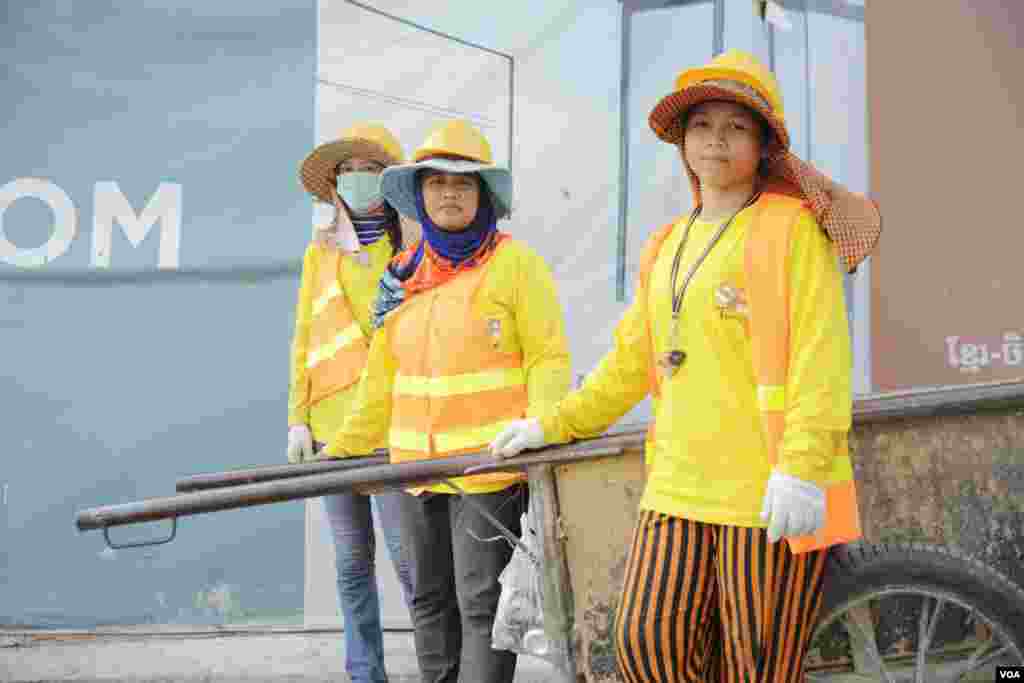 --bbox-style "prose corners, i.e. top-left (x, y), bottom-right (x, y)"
top-left (492, 509), bottom-right (560, 664)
